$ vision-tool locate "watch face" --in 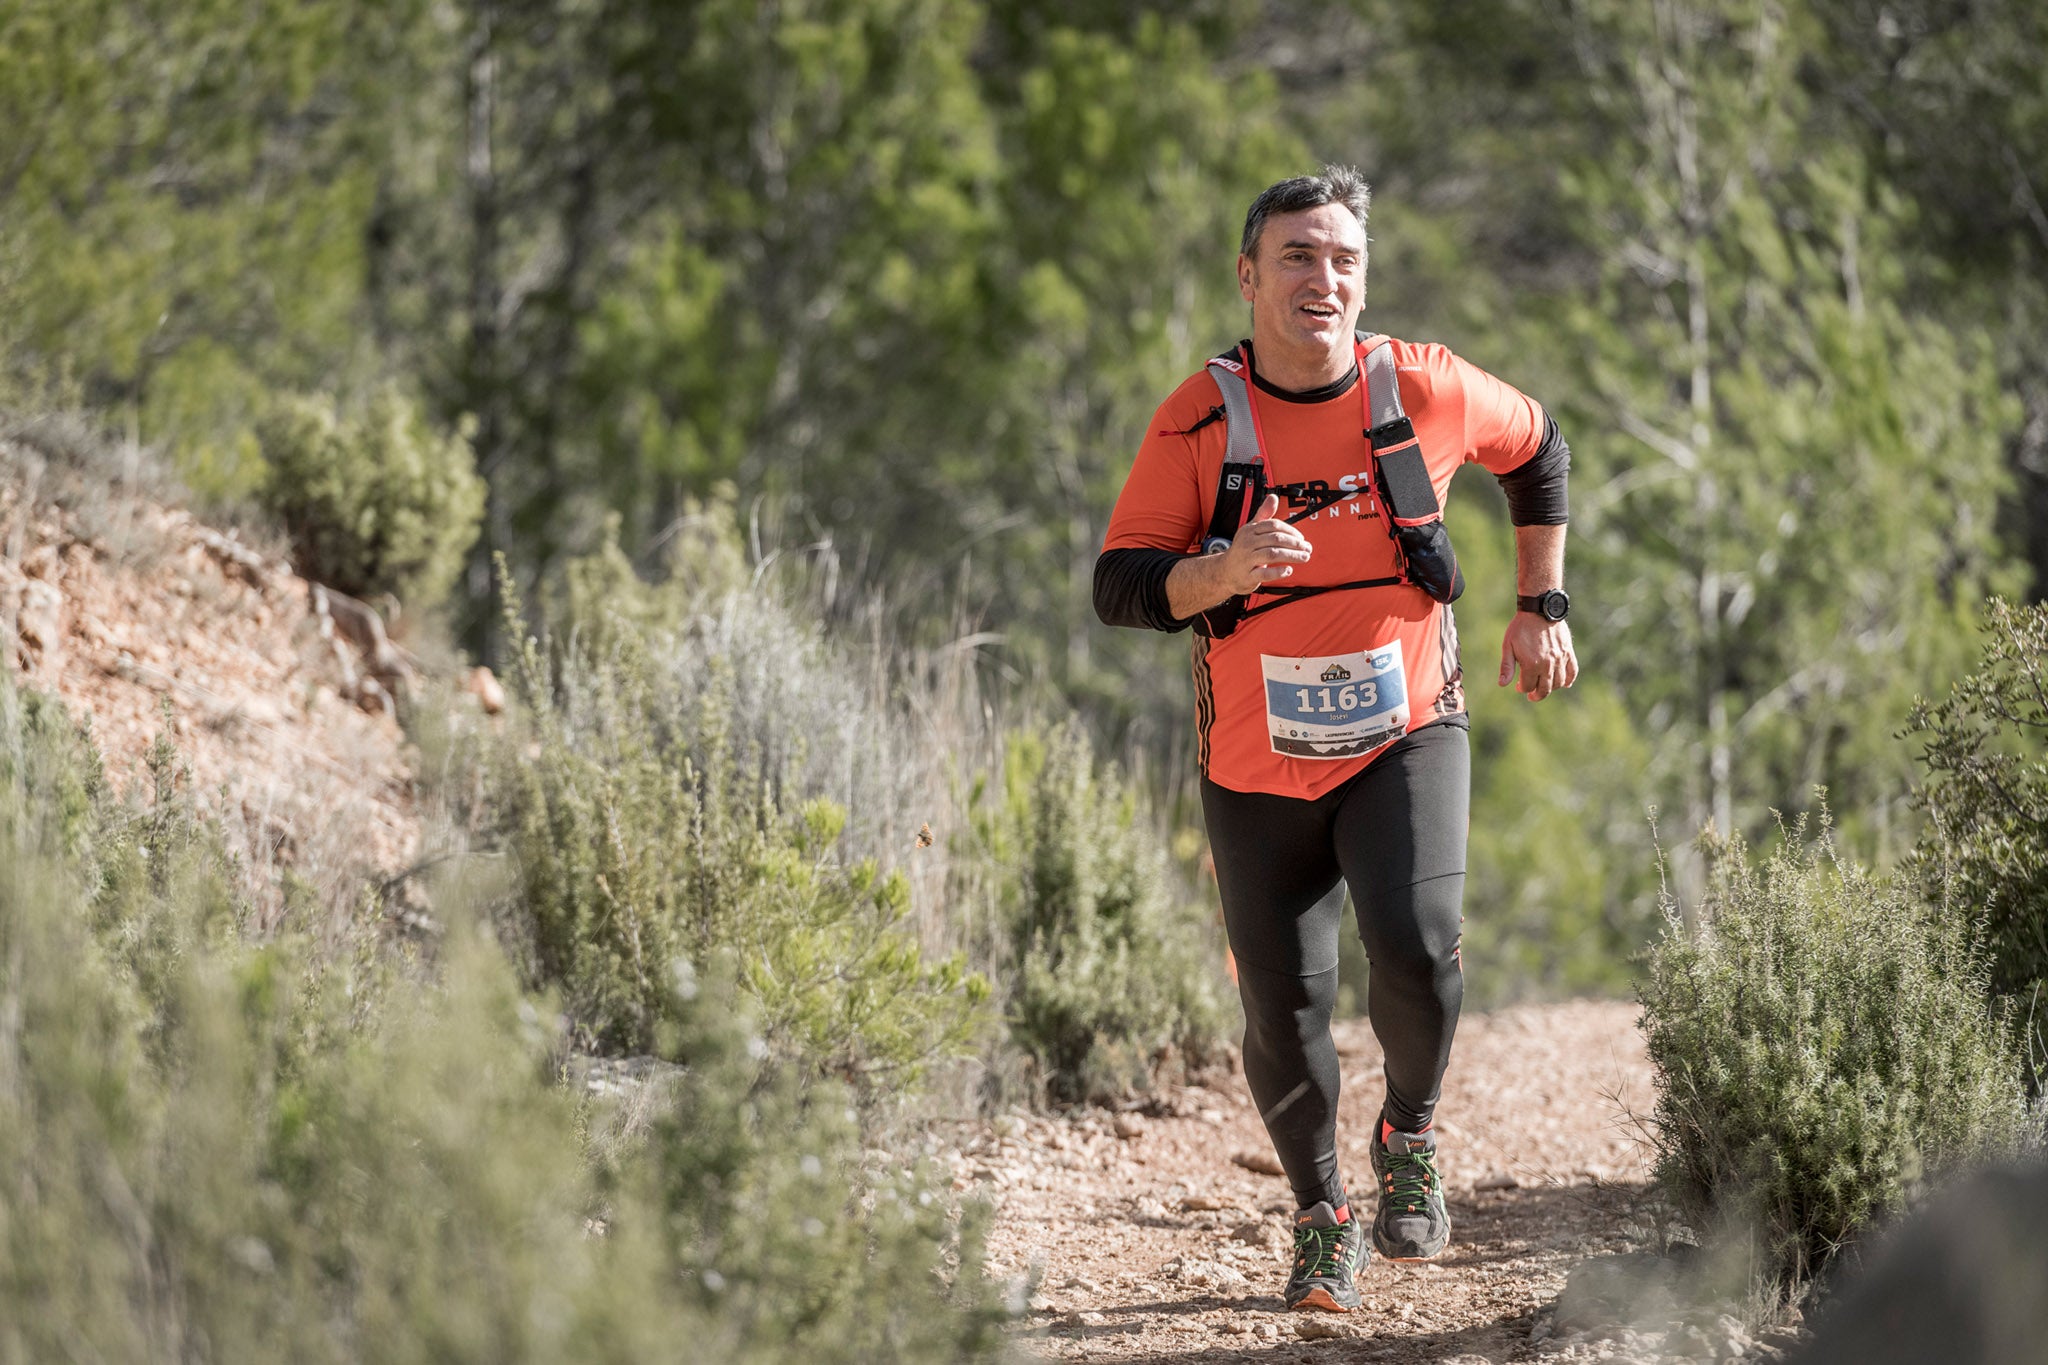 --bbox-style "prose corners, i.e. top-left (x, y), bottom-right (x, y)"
top-left (1542, 590), bottom-right (1570, 621)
